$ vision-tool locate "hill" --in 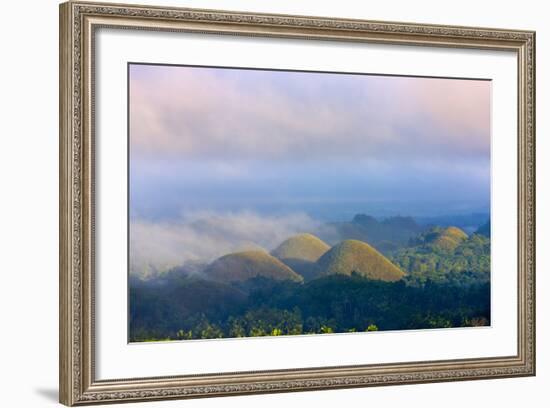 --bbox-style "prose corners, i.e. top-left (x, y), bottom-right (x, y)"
top-left (271, 233), bottom-right (330, 281)
top-left (317, 239), bottom-right (405, 281)
top-left (432, 227), bottom-right (468, 250)
top-left (271, 233), bottom-right (330, 262)
top-left (204, 250), bottom-right (304, 284)
top-left (409, 226), bottom-right (468, 251)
